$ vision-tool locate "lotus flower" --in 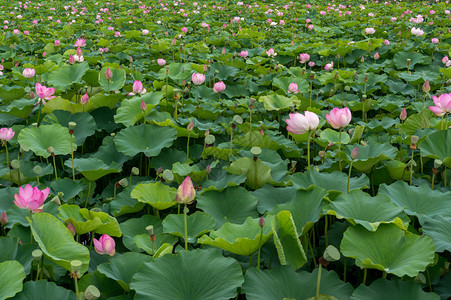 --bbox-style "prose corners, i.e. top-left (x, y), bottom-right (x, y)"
top-left (93, 234), bottom-right (116, 256)
top-left (324, 61), bottom-right (334, 71)
top-left (428, 92), bottom-right (451, 117)
top-left (286, 111), bottom-right (319, 135)
top-left (266, 48), bottom-right (277, 57)
top-left (133, 80), bottom-right (146, 95)
top-left (35, 83), bottom-right (55, 100)
top-left (142, 29), bottom-right (149, 35)
top-left (0, 211), bottom-right (7, 226)
top-left (0, 127), bottom-right (15, 141)
top-left (239, 50), bottom-right (248, 58)
top-left (411, 27), bottom-right (424, 36)
top-left (299, 53), bottom-right (310, 63)
top-left (104, 68), bottom-right (113, 80)
top-left (213, 81), bottom-right (226, 93)
top-left (192, 73), bottom-right (205, 85)
top-left (326, 107), bottom-right (352, 129)
top-left (73, 38), bottom-right (86, 47)
top-left (14, 184), bottom-right (50, 213)
top-left (22, 68), bottom-right (35, 78)
top-left (80, 93), bottom-right (89, 105)
top-left (365, 27), bottom-right (375, 35)
top-left (157, 58), bottom-right (166, 66)
top-left (288, 82), bottom-right (299, 94)
top-left (176, 176), bottom-right (196, 205)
